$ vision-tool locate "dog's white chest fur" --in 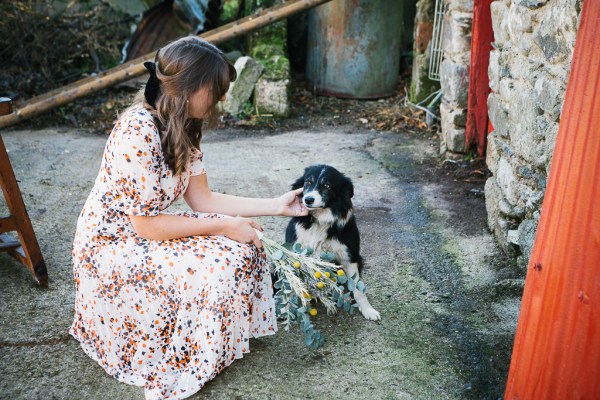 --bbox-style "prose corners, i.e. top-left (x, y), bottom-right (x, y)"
top-left (294, 209), bottom-right (351, 264)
